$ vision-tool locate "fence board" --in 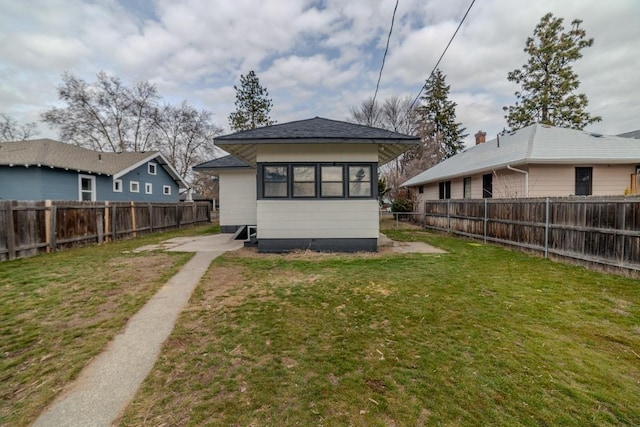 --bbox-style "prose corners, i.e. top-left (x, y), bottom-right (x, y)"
top-left (424, 197), bottom-right (640, 274)
top-left (0, 200), bottom-right (211, 262)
